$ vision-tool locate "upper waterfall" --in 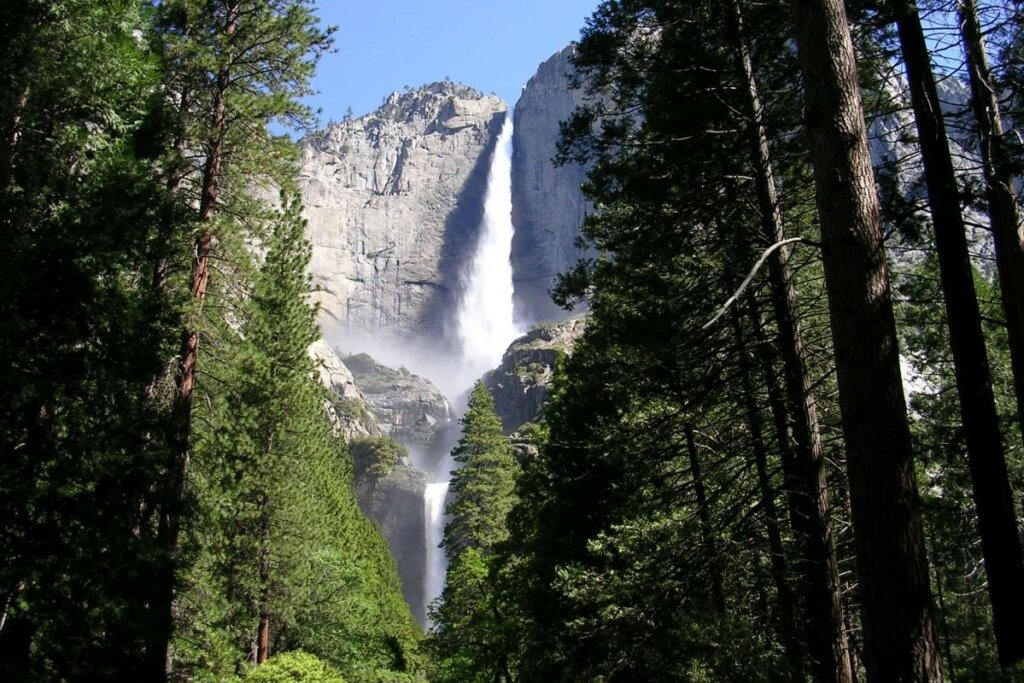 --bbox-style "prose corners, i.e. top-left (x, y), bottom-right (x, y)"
top-left (454, 115), bottom-right (522, 391)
